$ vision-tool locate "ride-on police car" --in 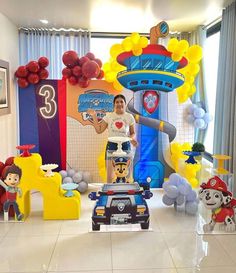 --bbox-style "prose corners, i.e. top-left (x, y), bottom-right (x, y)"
top-left (88, 182), bottom-right (153, 231)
